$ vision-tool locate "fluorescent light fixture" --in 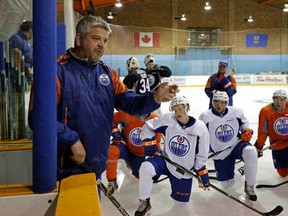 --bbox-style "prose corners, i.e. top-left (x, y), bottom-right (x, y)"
top-left (115, 0), bottom-right (122, 8)
top-left (181, 14), bottom-right (186, 21)
top-left (108, 12), bottom-right (113, 19)
top-left (205, 2), bottom-right (211, 10)
top-left (248, 15), bottom-right (253, 22)
top-left (283, 4), bottom-right (288, 12)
